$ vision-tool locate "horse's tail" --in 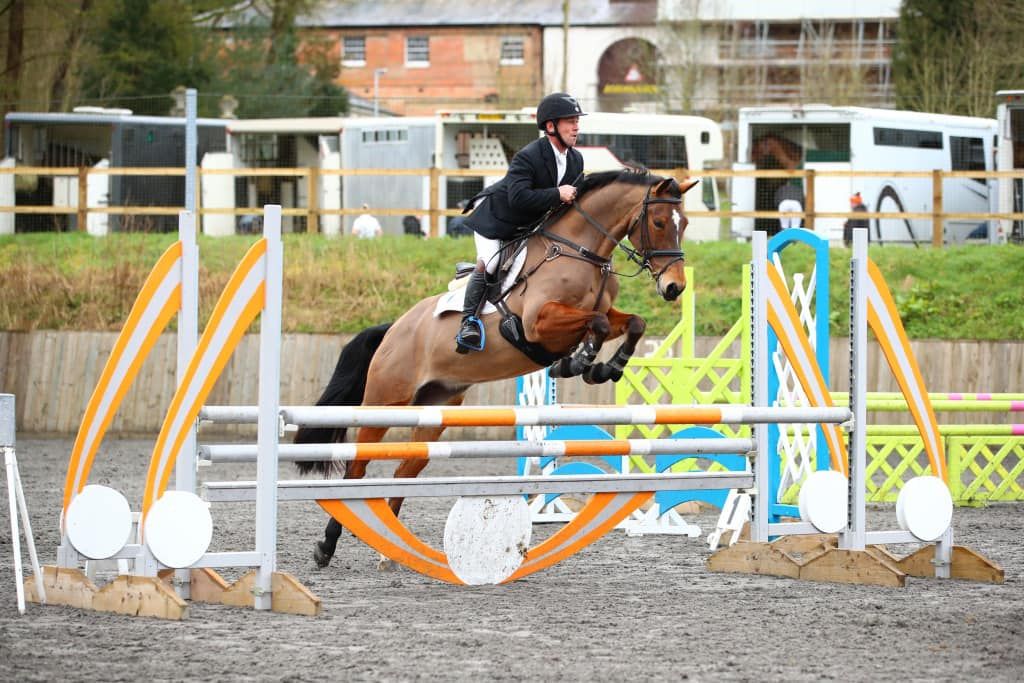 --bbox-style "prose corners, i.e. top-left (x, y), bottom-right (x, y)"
top-left (294, 322), bottom-right (393, 477)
